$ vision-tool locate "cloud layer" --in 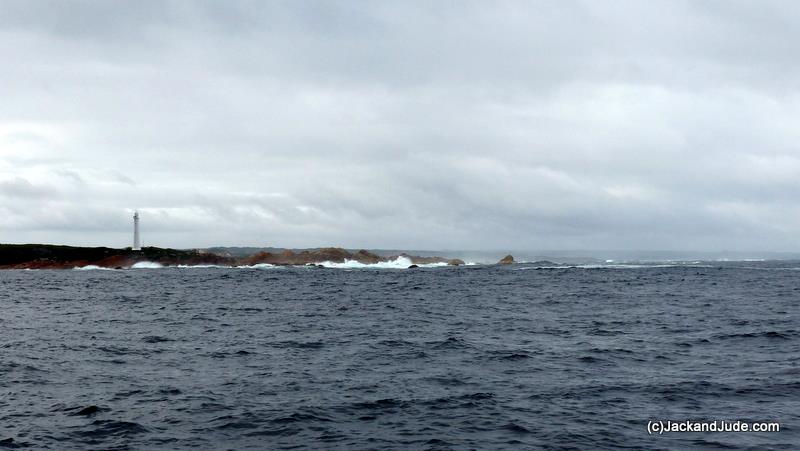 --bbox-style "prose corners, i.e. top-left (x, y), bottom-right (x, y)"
top-left (2, 1), bottom-right (800, 251)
